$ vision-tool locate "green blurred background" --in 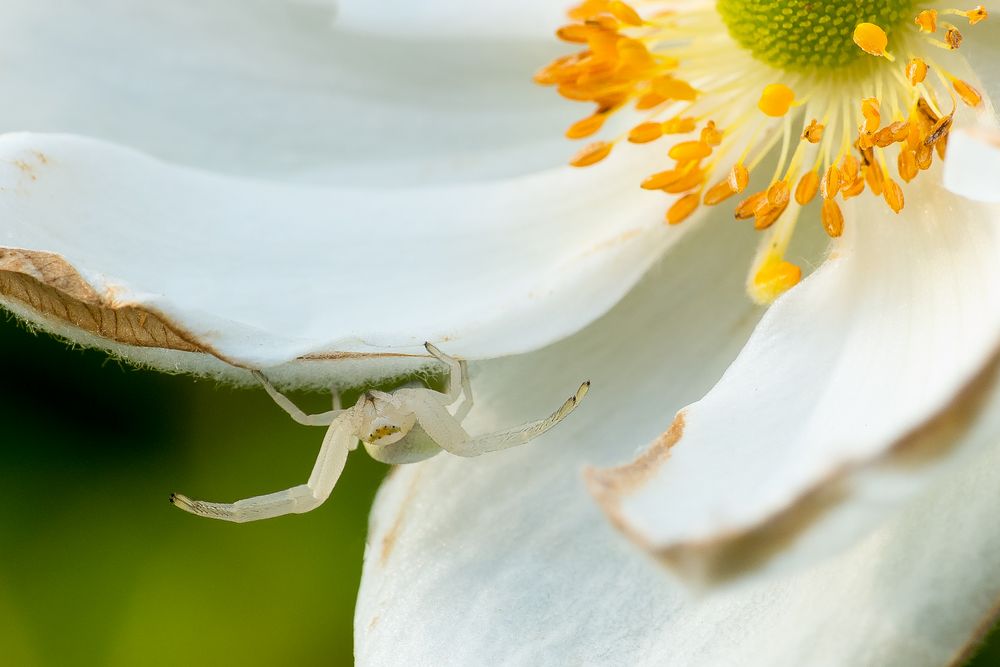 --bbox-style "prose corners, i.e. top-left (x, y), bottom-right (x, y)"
top-left (0, 315), bottom-right (388, 666)
top-left (2, 314), bottom-right (1000, 666)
